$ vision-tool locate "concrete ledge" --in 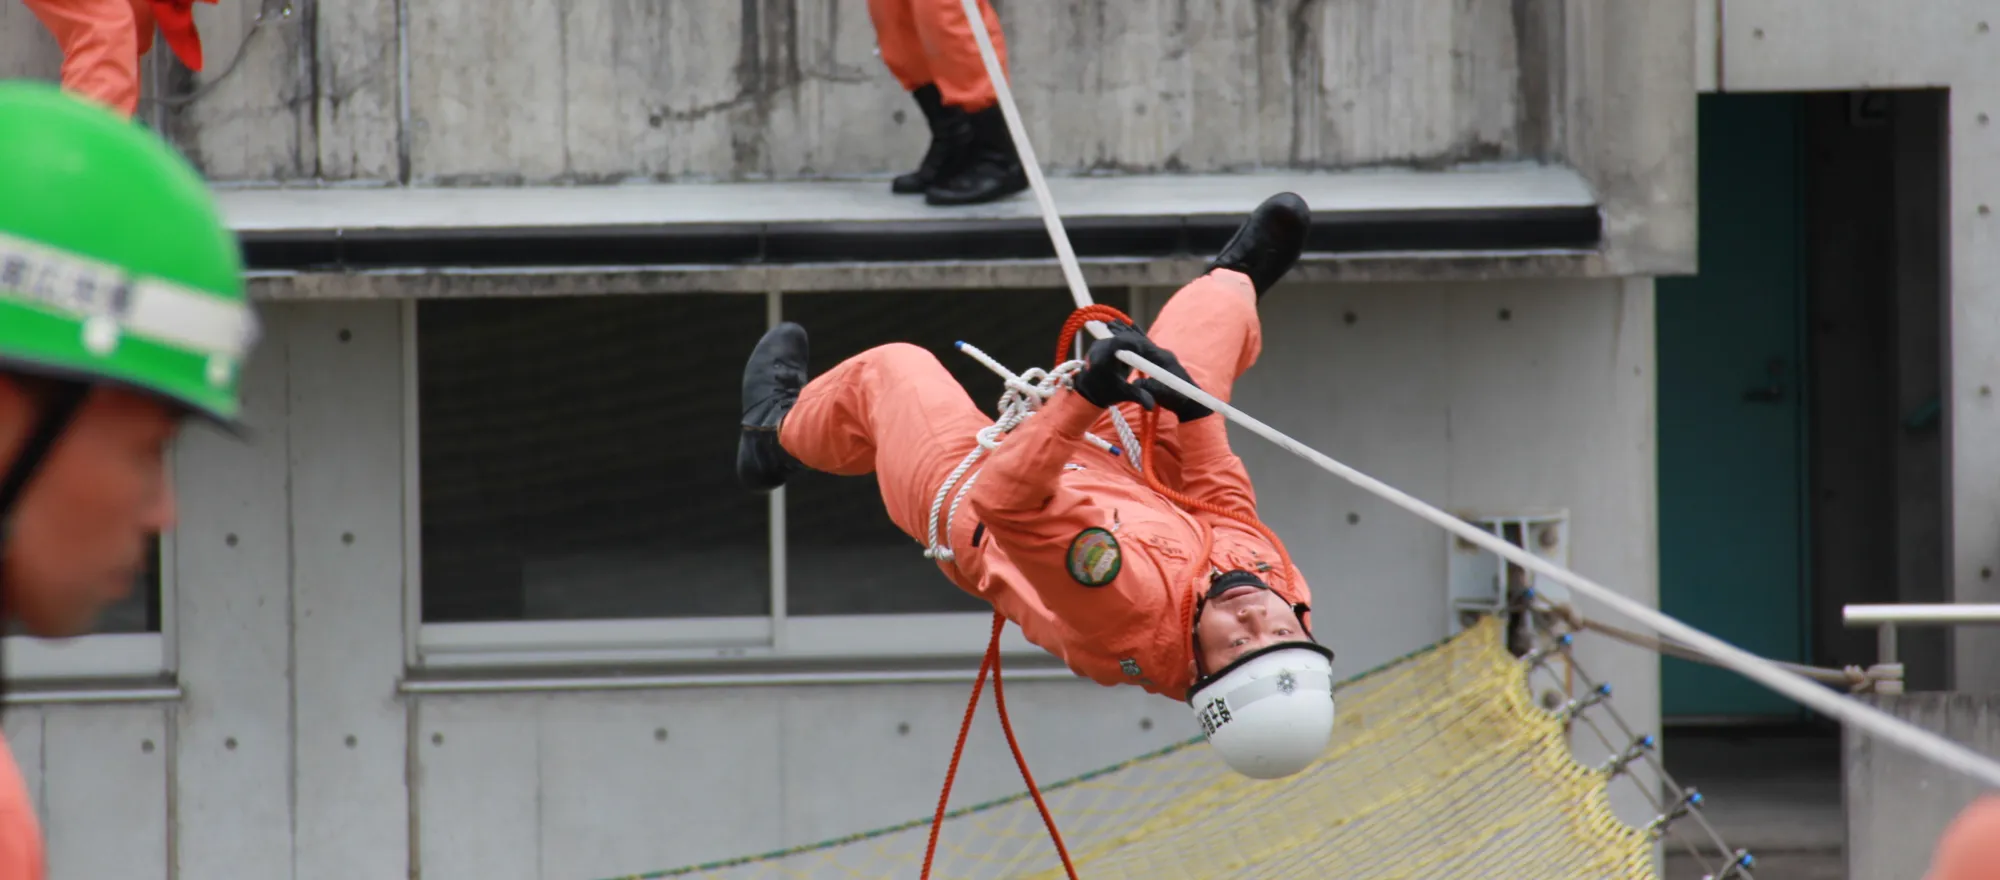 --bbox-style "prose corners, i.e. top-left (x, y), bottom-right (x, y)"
top-left (221, 166), bottom-right (1604, 291)
top-left (220, 165), bottom-right (1597, 230)
top-left (245, 251), bottom-right (1607, 301)
top-left (1845, 694), bottom-right (2000, 880)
